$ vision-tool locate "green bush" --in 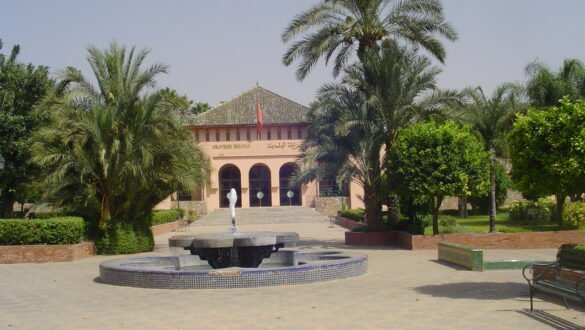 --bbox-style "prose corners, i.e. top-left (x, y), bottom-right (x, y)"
top-left (416, 215), bottom-right (464, 234)
top-left (0, 217), bottom-right (85, 245)
top-left (94, 222), bottom-right (154, 254)
top-left (563, 202), bottom-right (585, 229)
top-left (559, 244), bottom-right (585, 269)
top-left (407, 216), bottom-right (427, 235)
top-left (338, 209), bottom-right (365, 222)
top-left (508, 199), bottom-right (555, 224)
top-left (150, 209), bottom-right (182, 226)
